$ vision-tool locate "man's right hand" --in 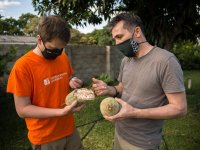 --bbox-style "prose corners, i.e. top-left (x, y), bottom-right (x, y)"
top-left (92, 78), bottom-right (109, 96)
